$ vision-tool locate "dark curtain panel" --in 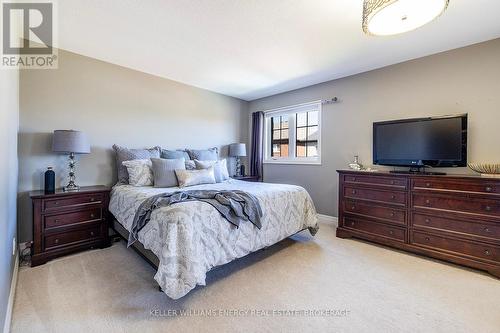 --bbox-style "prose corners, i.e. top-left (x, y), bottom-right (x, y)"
top-left (250, 111), bottom-right (264, 179)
